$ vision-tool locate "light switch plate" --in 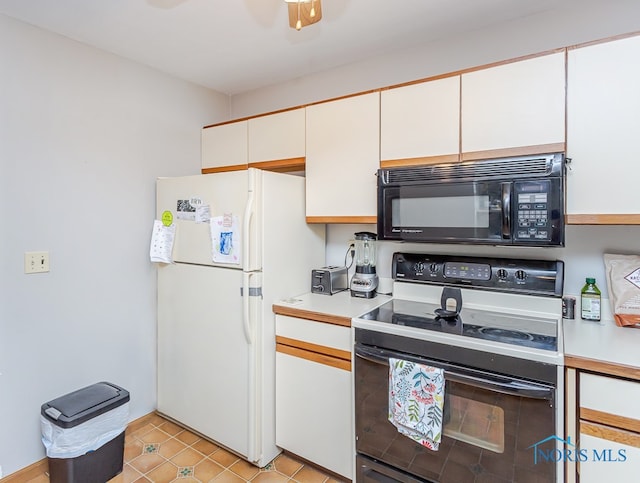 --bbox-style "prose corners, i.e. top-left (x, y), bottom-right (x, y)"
top-left (24, 251), bottom-right (50, 274)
